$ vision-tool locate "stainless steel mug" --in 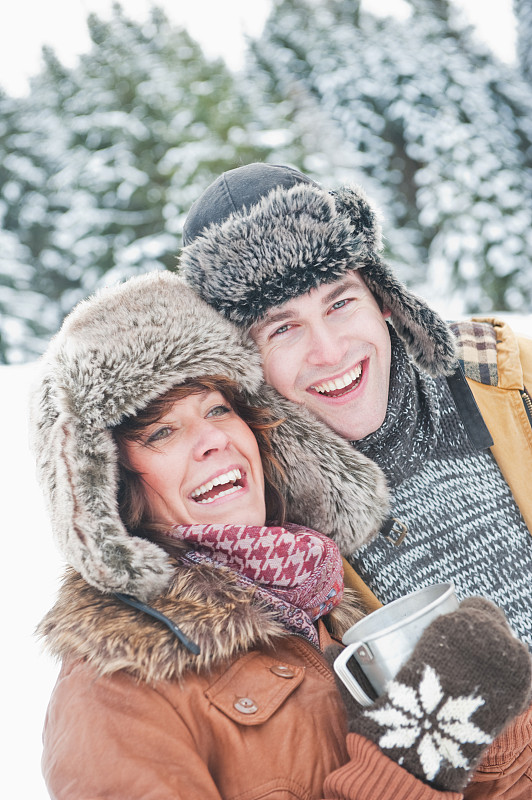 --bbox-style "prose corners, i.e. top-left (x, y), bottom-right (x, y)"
top-left (333, 582), bottom-right (458, 706)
